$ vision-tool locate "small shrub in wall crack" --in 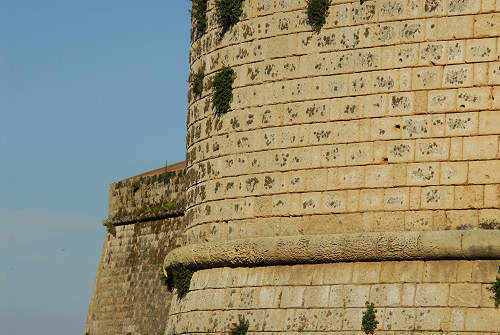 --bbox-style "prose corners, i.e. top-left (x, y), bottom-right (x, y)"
top-left (169, 264), bottom-right (194, 297)
top-left (306, 0), bottom-right (331, 33)
top-left (215, 0), bottom-right (244, 32)
top-left (191, 67), bottom-right (205, 97)
top-left (230, 315), bottom-right (249, 335)
top-left (190, 0), bottom-right (208, 38)
top-left (212, 67), bottom-right (235, 115)
top-left (361, 301), bottom-right (379, 335)
top-left (488, 266), bottom-right (500, 307)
